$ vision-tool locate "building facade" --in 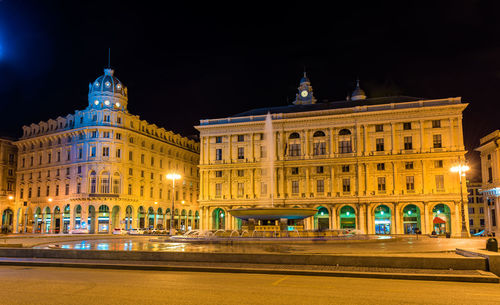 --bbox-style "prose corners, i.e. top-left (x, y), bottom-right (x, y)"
top-left (13, 68), bottom-right (200, 234)
top-left (0, 138), bottom-right (17, 232)
top-left (467, 180), bottom-right (485, 234)
top-left (476, 130), bottom-right (500, 236)
top-left (197, 75), bottom-right (469, 236)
